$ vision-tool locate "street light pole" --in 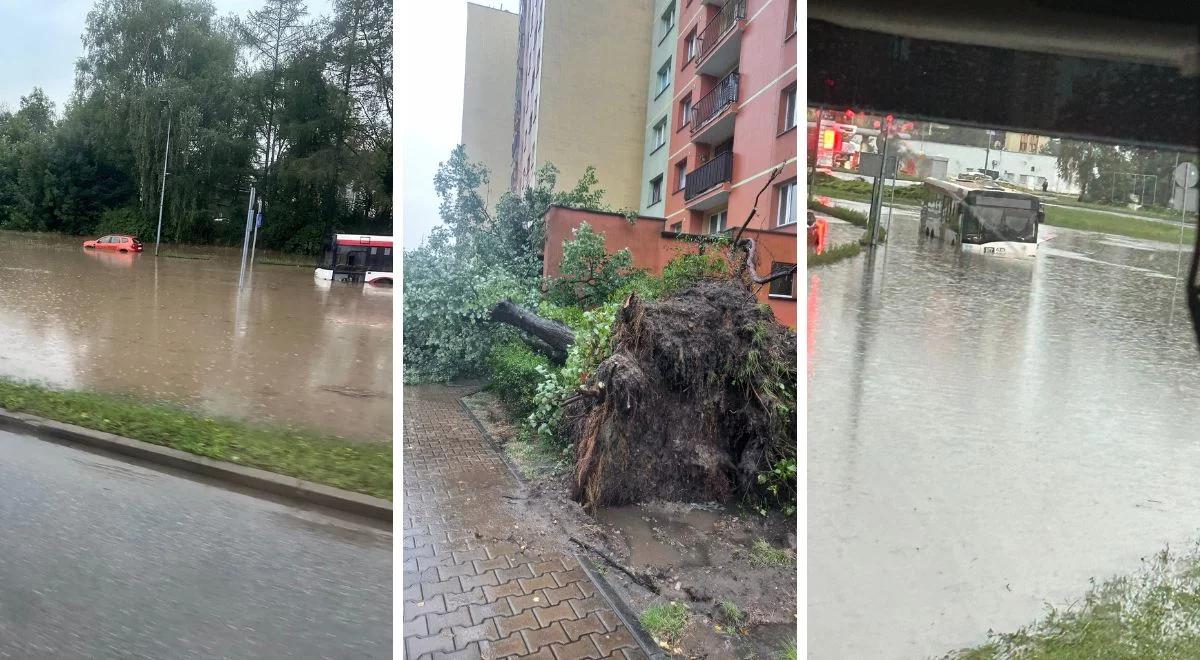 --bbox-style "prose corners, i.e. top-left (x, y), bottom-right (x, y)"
top-left (155, 100), bottom-right (171, 257)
